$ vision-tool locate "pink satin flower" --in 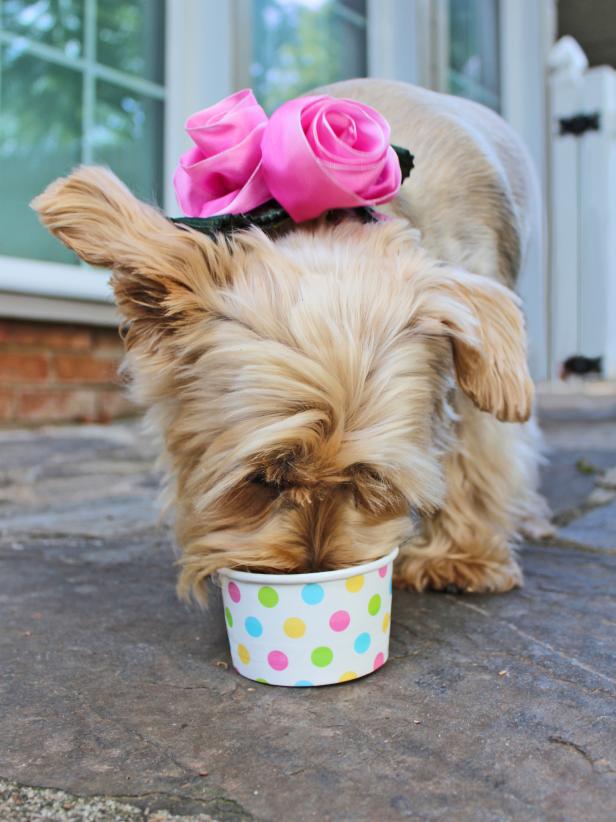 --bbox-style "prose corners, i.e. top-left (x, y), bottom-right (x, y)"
top-left (173, 89), bottom-right (271, 217)
top-left (261, 95), bottom-right (402, 222)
